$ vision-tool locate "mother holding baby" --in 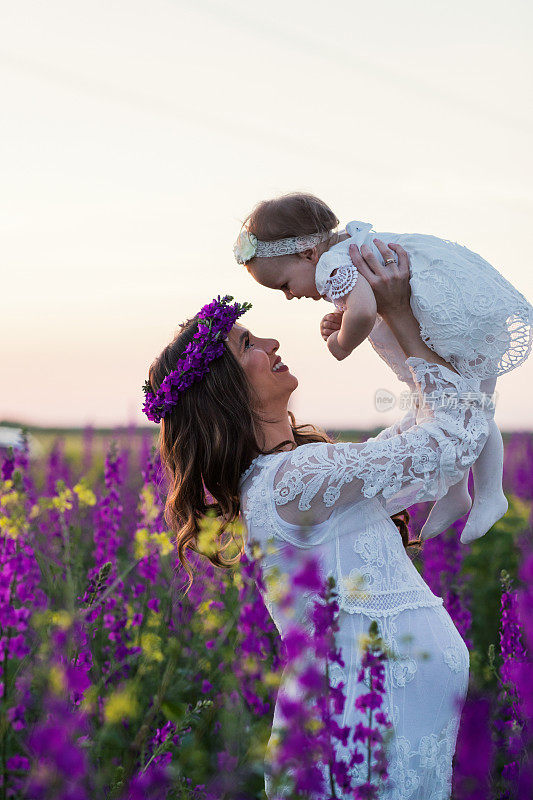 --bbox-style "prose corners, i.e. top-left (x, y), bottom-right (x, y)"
top-left (143, 239), bottom-right (494, 797)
